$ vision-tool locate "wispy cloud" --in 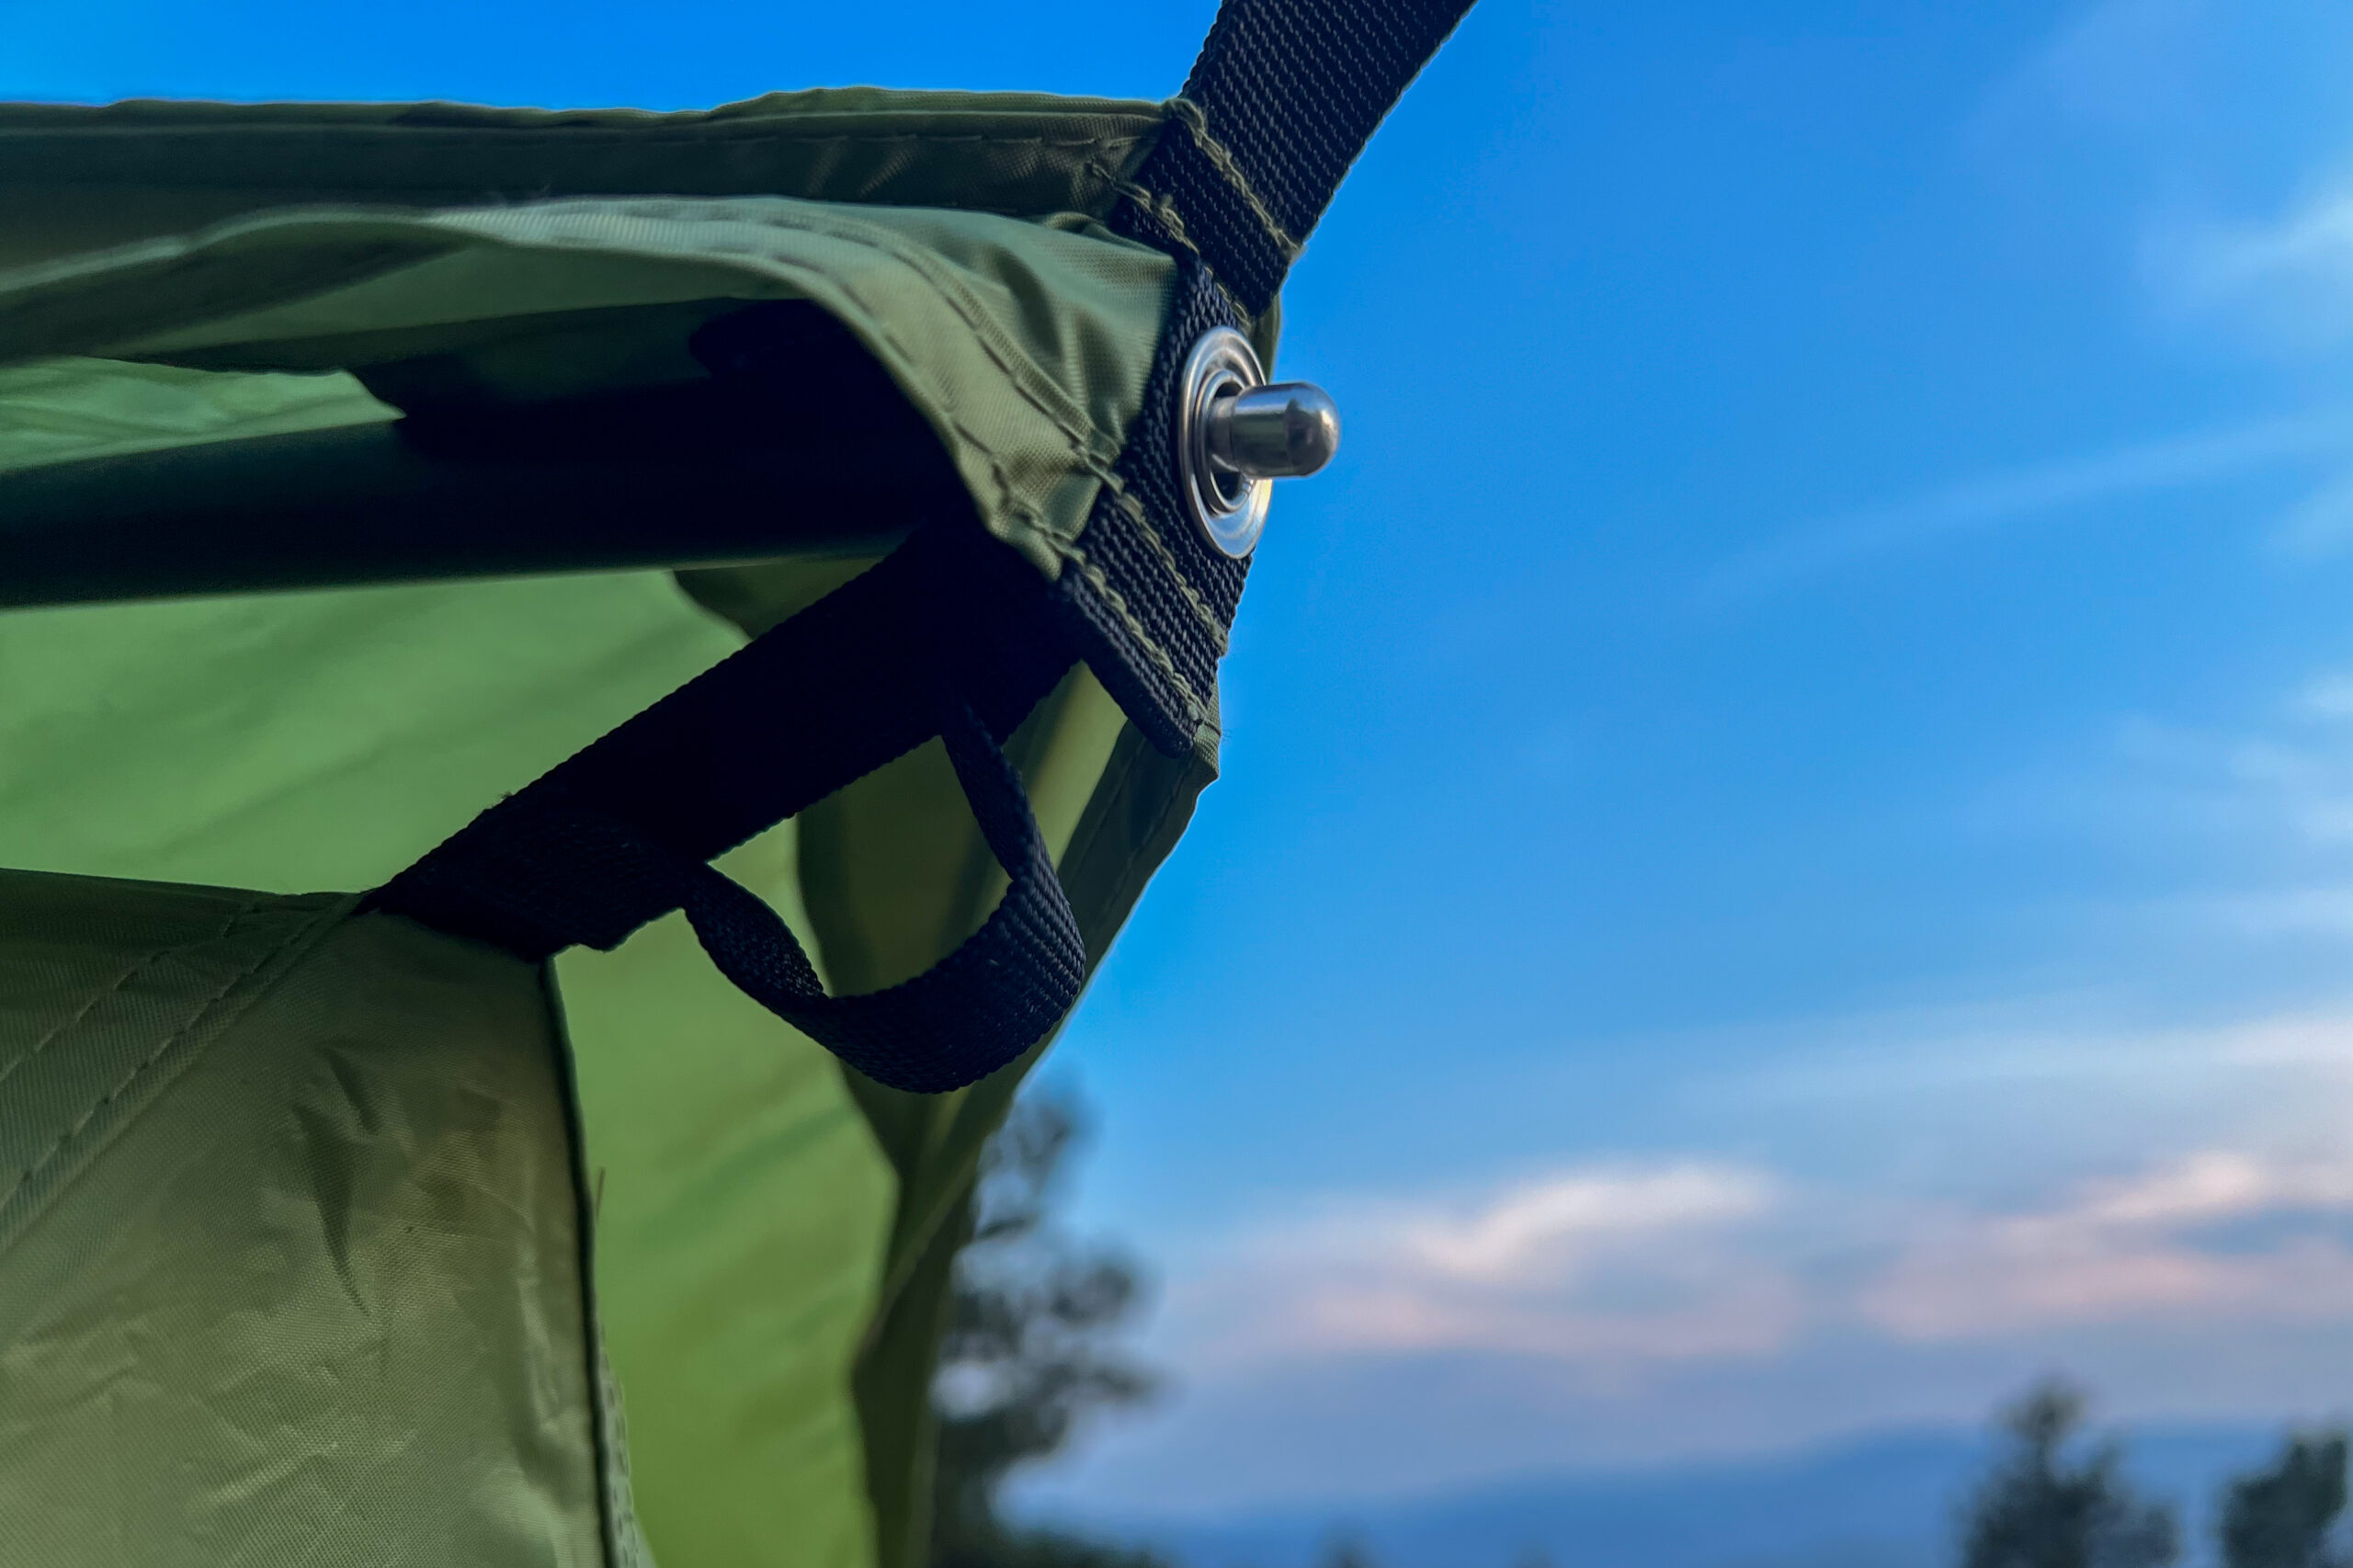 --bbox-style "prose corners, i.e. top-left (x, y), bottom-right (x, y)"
top-left (2034, 666), bottom-right (2353, 858)
top-left (2167, 185), bottom-right (2353, 347)
top-left (1861, 1150), bottom-right (2353, 1340)
top-left (1171, 1132), bottom-right (2353, 1378)
top-left (1172, 1164), bottom-right (1796, 1372)
top-left (1700, 0), bottom-right (2353, 603)
top-left (1700, 409), bottom-right (2353, 601)
top-left (1165, 984), bottom-right (2353, 1381)
top-left (1133, 667), bottom-right (2353, 1461)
